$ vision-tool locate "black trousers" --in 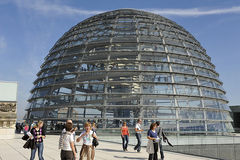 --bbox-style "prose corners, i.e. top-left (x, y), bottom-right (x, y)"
top-left (148, 142), bottom-right (158, 160)
top-left (61, 150), bottom-right (73, 160)
top-left (159, 142), bottom-right (164, 159)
